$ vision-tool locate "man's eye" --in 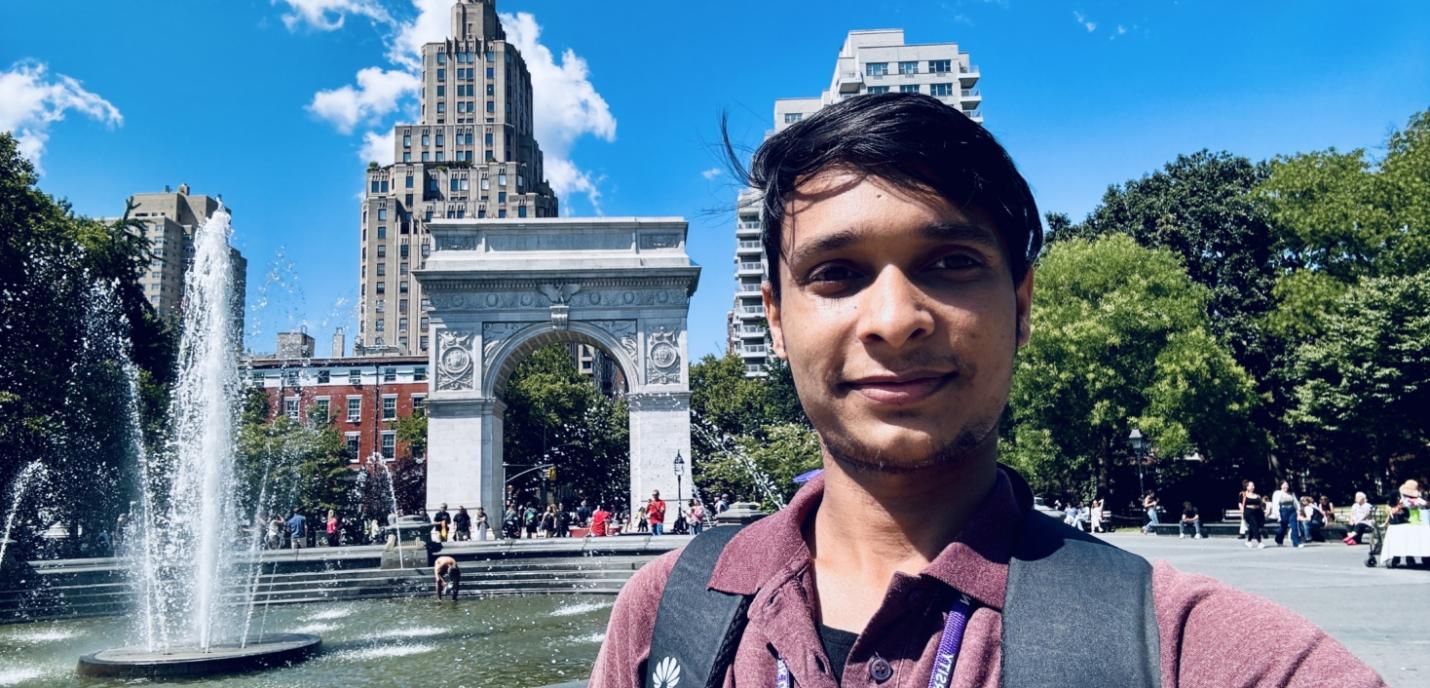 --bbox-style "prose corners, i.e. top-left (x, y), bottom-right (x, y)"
top-left (807, 264), bottom-right (859, 283)
top-left (931, 254), bottom-right (979, 270)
